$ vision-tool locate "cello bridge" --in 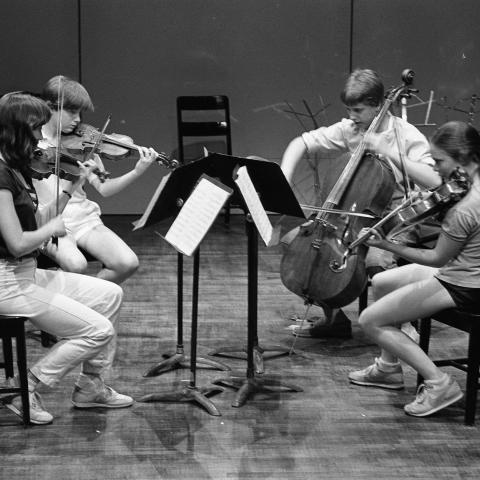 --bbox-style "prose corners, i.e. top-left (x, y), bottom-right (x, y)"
top-left (319, 219), bottom-right (337, 231)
